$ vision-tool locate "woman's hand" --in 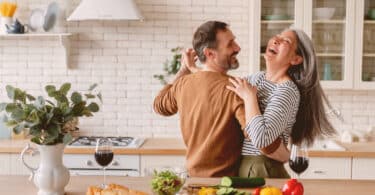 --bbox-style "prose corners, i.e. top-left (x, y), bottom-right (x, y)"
top-left (181, 48), bottom-right (201, 73)
top-left (226, 77), bottom-right (257, 100)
